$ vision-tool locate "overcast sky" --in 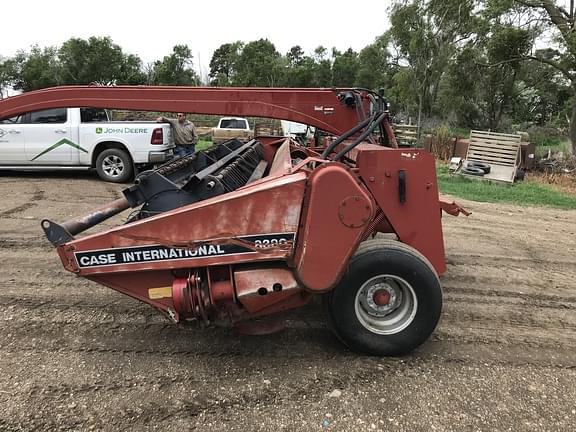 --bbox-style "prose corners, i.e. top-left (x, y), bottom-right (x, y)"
top-left (0, 0), bottom-right (390, 80)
